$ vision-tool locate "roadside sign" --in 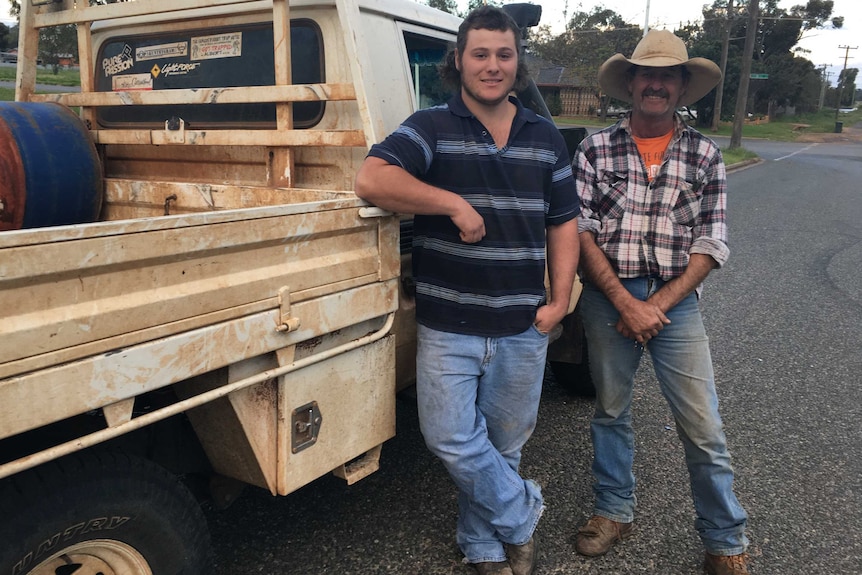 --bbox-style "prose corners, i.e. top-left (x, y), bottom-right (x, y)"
top-left (750, 73), bottom-right (769, 79)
